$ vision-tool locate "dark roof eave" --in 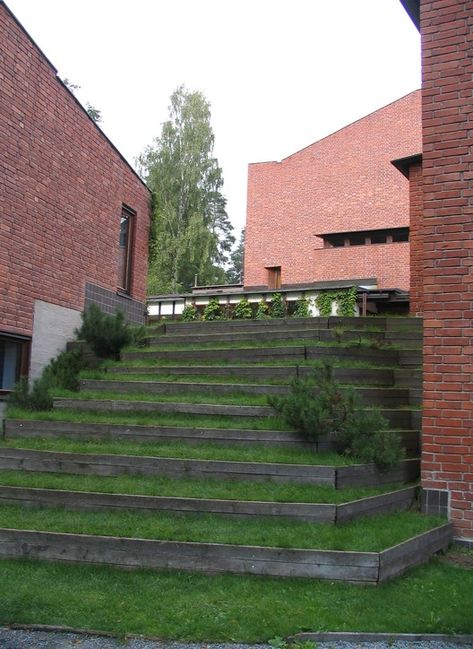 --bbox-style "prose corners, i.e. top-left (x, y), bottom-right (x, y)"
top-left (391, 153), bottom-right (422, 179)
top-left (399, 0), bottom-right (420, 31)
